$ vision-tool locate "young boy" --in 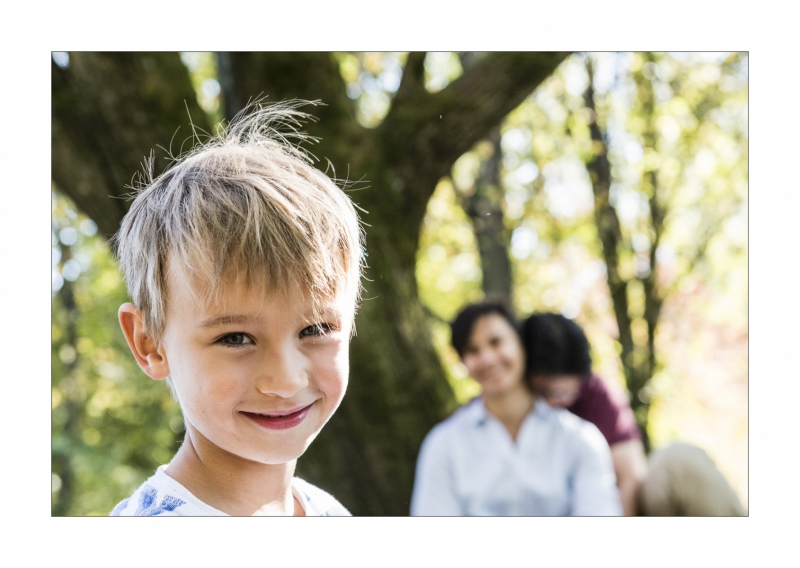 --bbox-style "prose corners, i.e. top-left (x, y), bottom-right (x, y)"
top-left (109, 101), bottom-right (365, 516)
